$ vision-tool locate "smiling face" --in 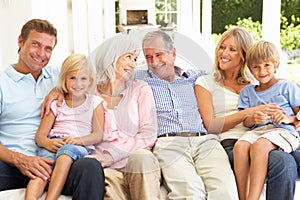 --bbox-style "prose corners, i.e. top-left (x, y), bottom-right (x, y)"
top-left (249, 60), bottom-right (278, 86)
top-left (65, 69), bottom-right (92, 98)
top-left (217, 36), bottom-right (242, 73)
top-left (16, 30), bottom-right (56, 79)
top-left (143, 37), bottom-right (176, 82)
top-left (115, 51), bottom-right (138, 81)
